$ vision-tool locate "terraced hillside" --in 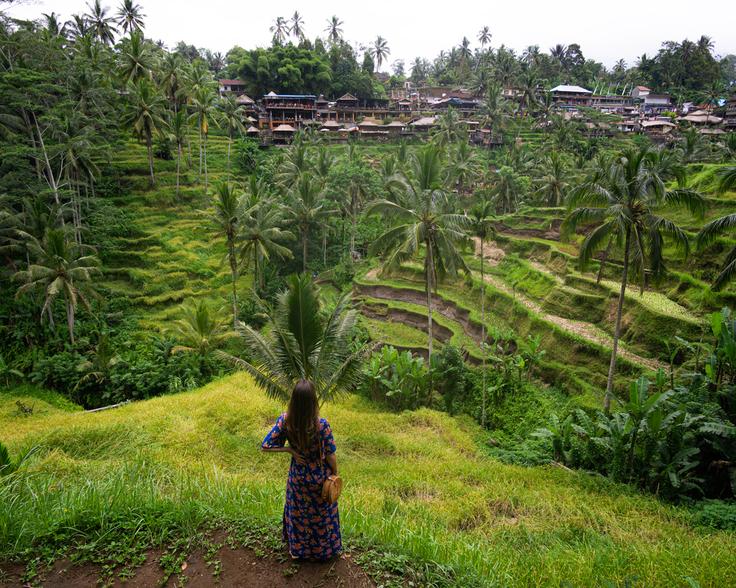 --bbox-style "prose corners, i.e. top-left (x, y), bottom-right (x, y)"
top-left (99, 133), bottom-right (252, 330)
top-left (3, 375), bottom-right (735, 587)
